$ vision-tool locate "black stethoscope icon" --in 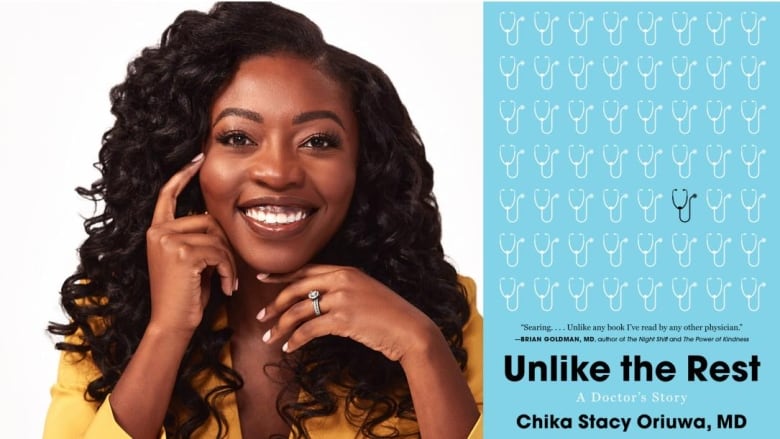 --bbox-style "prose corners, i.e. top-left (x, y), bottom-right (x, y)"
top-left (672, 188), bottom-right (697, 223)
